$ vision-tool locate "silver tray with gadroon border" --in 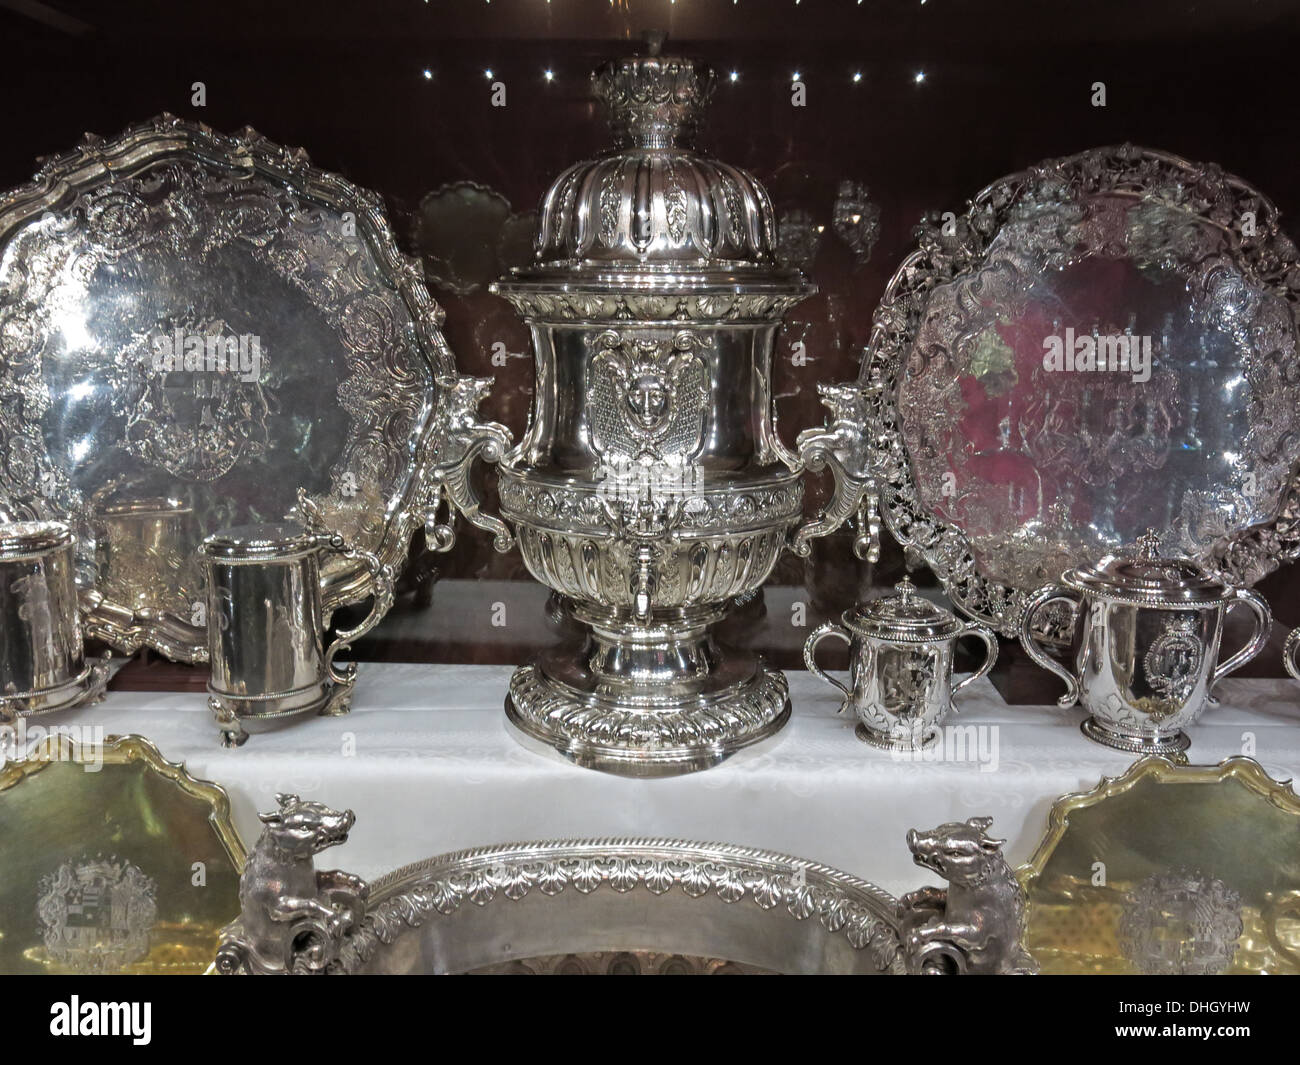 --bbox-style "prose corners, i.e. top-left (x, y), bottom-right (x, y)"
top-left (856, 145), bottom-right (1300, 635)
top-left (340, 838), bottom-right (906, 975)
top-left (215, 796), bottom-right (1035, 975)
top-left (0, 115), bottom-right (511, 662)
